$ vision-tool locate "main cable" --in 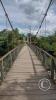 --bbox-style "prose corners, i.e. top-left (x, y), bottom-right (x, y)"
top-left (35, 0), bottom-right (53, 37)
top-left (0, 0), bottom-right (14, 30)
